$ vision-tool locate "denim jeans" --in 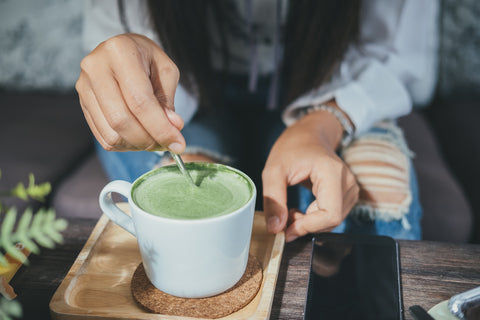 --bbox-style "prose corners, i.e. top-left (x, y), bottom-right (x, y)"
top-left (298, 160), bottom-right (422, 240)
top-left (96, 75), bottom-right (422, 240)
